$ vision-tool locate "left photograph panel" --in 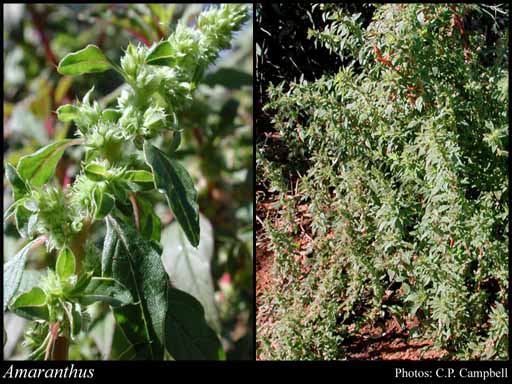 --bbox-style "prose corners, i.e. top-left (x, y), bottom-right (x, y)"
top-left (3, 3), bottom-right (253, 360)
